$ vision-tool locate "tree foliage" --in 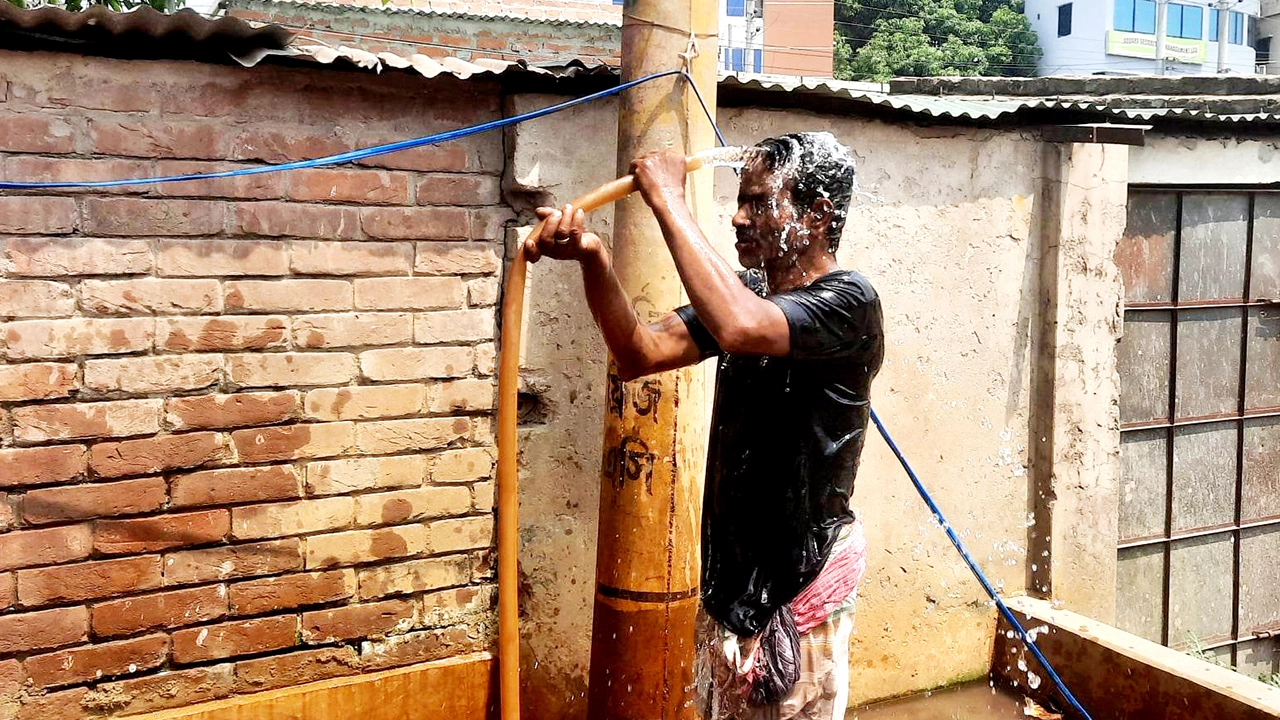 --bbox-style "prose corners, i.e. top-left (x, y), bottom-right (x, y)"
top-left (834, 0), bottom-right (1041, 81)
top-left (5, 0), bottom-right (184, 12)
